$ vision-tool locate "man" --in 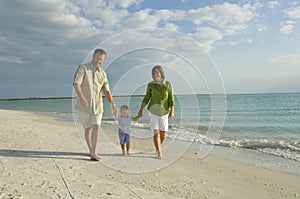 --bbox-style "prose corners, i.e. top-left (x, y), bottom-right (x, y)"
top-left (73, 49), bottom-right (116, 161)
